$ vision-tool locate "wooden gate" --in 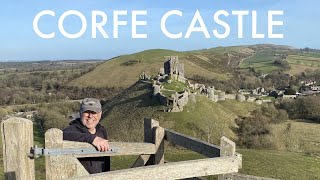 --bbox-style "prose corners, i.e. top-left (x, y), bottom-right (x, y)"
top-left (1, 117), bottom-right (277, 180)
